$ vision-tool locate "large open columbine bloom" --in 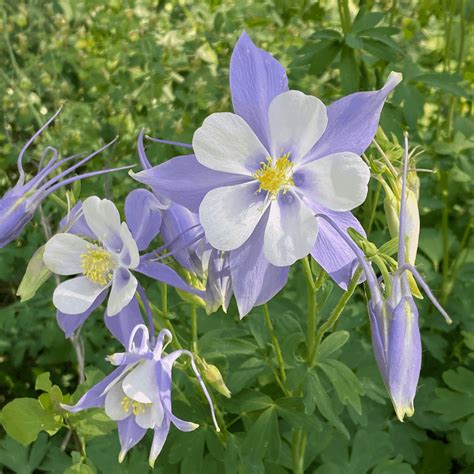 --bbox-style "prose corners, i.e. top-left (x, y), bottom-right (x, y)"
top-left (63, 324), bottom-right (219, 467)
top-left (317, 135), bottom-right (451, 421)
top-left (134, 32), bottom-right (401, 315)
top-left (0, 108), bottom-right (126, 249)
top-left (43, 195), bottom-right (200, 338)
